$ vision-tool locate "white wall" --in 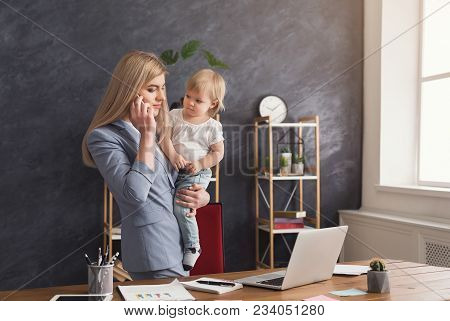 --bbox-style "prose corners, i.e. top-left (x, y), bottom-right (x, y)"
top-left (362, 0), bottom-right (450, 220)
top-left (380, 0), bottom-right (420, 186)
top-left (340, 0), bottom-right (450, 263)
